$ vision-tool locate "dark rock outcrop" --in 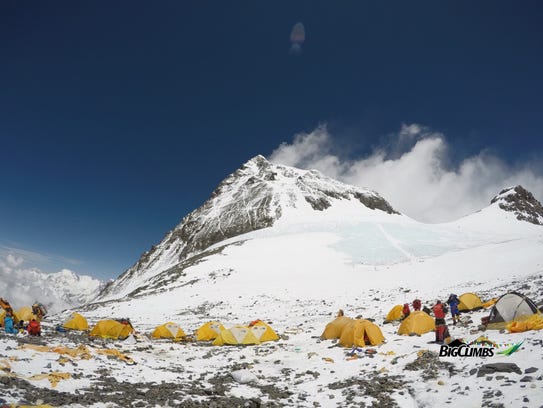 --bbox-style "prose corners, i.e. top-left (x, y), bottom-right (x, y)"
top-left (491, 185), bottom-right (543, 225)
